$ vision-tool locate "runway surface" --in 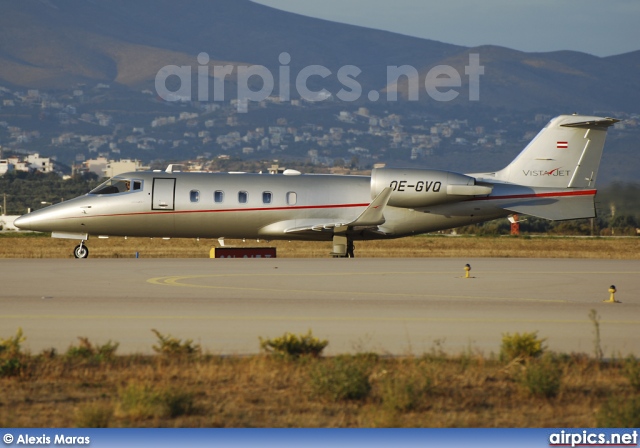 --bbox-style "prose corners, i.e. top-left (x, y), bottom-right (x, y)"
top-left (1, 258), bottom-right (638, 356)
